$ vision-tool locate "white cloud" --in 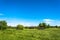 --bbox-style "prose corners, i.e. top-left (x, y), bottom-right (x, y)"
top-left (1, 18), bottom-right (60, 26)
top-left (7, 22), bottom-right (37, 26)
top-left (6, 18), bottom-right (39, 26)
top-left (0, 18), bottom-right (39, 26)
top-left (43, 19), bottom-right (60, 26)
top-left (43, 19), bottom-right (54, 24)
